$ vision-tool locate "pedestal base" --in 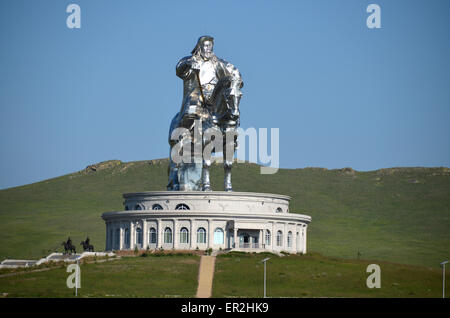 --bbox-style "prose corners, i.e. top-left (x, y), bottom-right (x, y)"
top-left (102, 191), bottom-right (311, 254)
